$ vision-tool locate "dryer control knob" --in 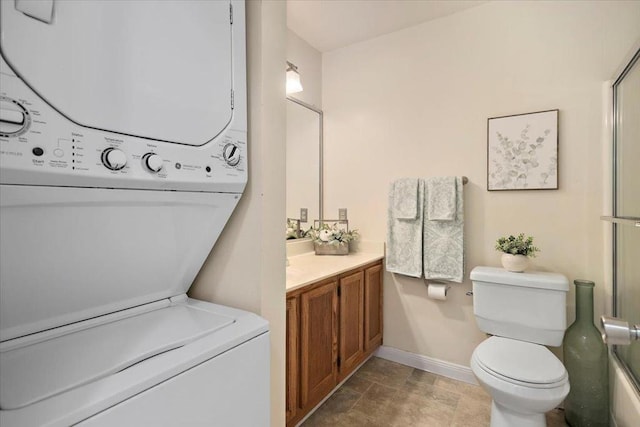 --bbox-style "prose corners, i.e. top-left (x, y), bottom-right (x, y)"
top-left (142, 152), bottom-right (164, 173)
top-left (223, 143), bottom-right (241, 167)
top-left (0, 97), bottom-right (31, 138)
top-left (101, 147), bottom-right (127, 171)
